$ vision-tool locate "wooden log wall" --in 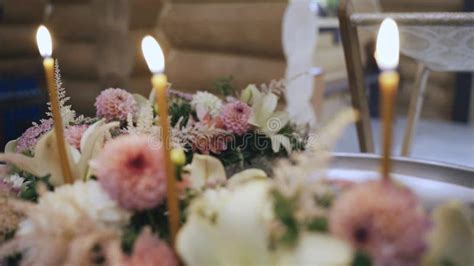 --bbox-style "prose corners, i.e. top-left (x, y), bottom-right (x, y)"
top-left (0, 0), bottom-right (46, 77)
top-left (47, 0), bottom-right (98, 115)
top-left (47, 0), bottom-right (136, 115)
top-left (0, 0), bottom-right (319, 114)
top-left (130, 0), bottom-right (287, 95)
top-left (129, 0), bottom-right (166, 96)
top-left (0, 0), bottom-right (464, 120)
